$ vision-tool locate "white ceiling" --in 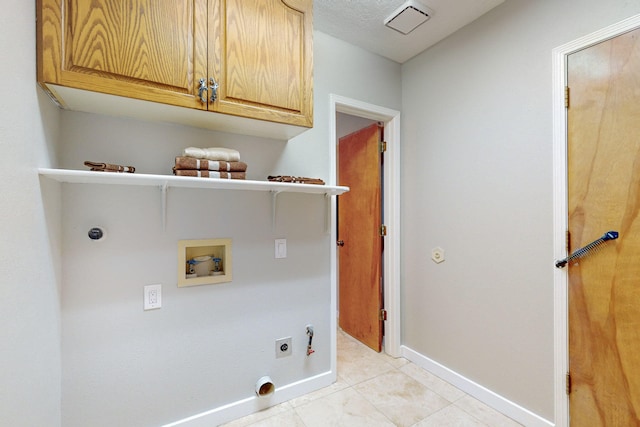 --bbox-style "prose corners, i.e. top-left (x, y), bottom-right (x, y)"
top-left (313, 0), bottom-right (505, 64)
